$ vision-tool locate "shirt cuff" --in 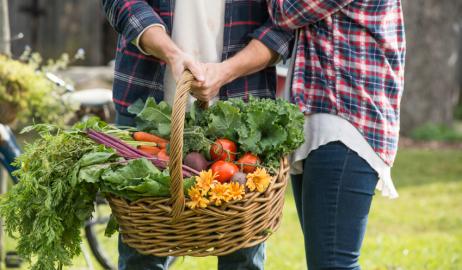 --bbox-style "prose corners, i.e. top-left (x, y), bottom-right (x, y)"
top-left (133, 24), bottom-right (167, 55)
top-left (249, 20), bottom-right (294, 61)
